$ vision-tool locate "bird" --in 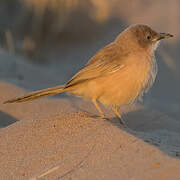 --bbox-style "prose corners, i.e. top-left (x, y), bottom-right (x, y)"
top-left (4, 24), bottom-right (173, 125)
